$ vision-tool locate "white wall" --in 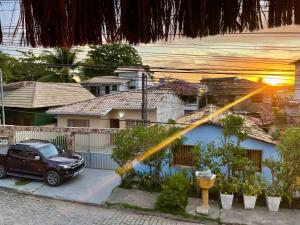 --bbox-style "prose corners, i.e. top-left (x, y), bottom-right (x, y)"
top-left (157, 94), bottom-right (185, 122)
